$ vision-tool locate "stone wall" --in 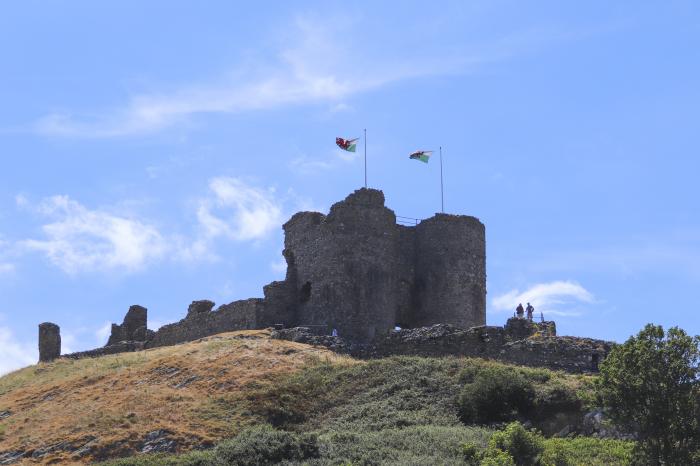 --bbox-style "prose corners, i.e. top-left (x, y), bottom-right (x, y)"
top-left (272, 321), bottom-right (612, 374)
top-left (146, 299), bottom-right (265, 348)
top-left (64, 341), bottom-right (146, 360)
